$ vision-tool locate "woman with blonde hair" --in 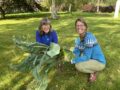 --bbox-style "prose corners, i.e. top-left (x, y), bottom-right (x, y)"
top-left (71, 18), bottom-right (106, 82)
